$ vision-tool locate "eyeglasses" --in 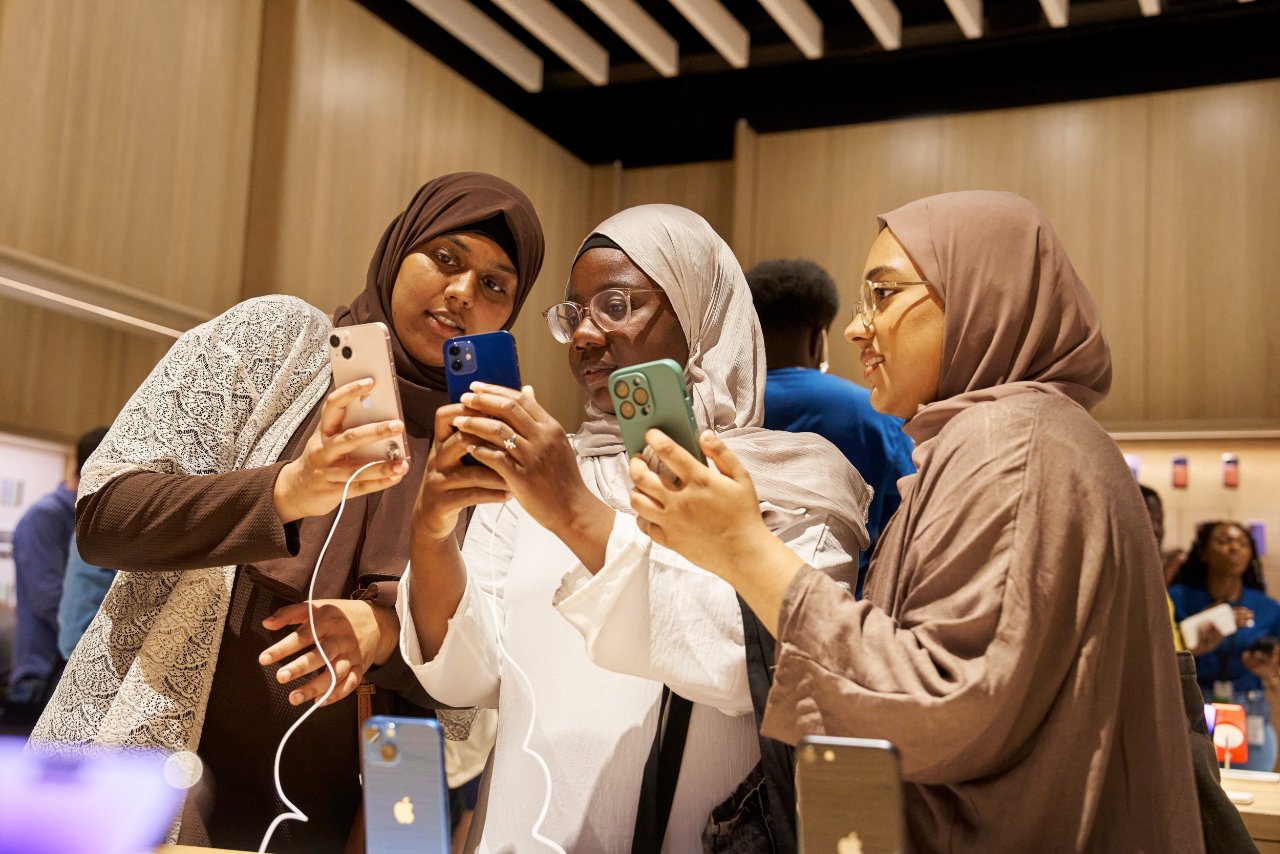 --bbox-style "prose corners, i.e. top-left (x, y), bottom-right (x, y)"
top-left (852, 279), bottom-right (932, 327)
top-left (542, 288), bottom-right (664, 343)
